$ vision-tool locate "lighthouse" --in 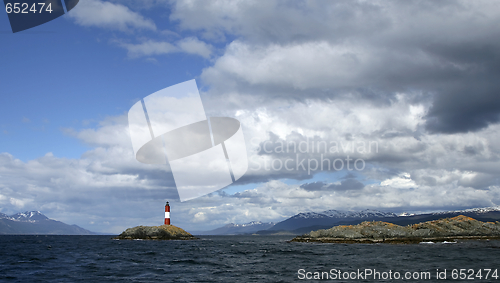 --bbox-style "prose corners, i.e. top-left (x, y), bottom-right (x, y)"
top-left (164, 201), bottom-right (170, 225)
